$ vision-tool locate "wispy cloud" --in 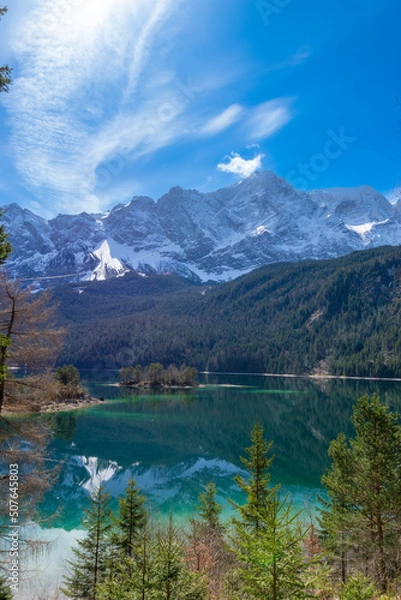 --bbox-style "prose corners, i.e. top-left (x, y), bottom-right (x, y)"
top-left (266, 47), bottom-right (312, 73)
top-left (202, 104), bottom-right (244, 135)
top-left (3, 0), bottom-right (186, 214)
top-left (200, 97), bottom-right (295, 142)
top-left (217, 152), bottom-right (264, 179)
top-left (246, 98), bottom-right (295, 141)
